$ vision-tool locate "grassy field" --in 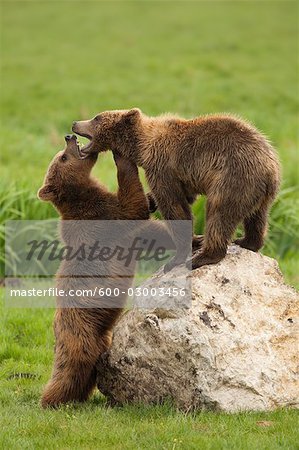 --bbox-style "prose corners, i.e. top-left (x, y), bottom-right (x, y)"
top-left (1, 291), bottom-right (298, 450)
top-left (1, 1), bottom-right (298, 448)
